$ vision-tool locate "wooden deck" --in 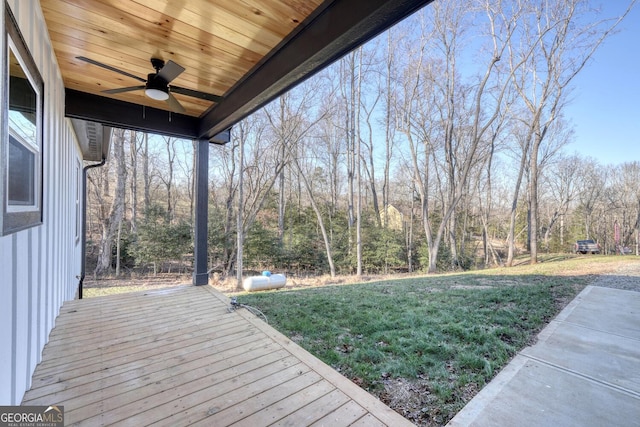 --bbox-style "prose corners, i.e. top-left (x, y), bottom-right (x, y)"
top-left (22, 285), bottom-right (413, 426)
